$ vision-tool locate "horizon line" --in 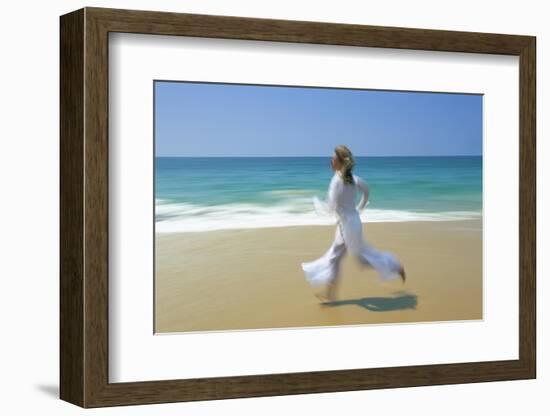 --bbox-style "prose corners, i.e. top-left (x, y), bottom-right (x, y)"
top-left (155, 154), bottom-right (482, 158)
